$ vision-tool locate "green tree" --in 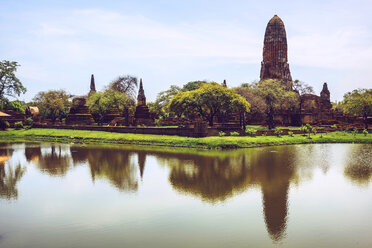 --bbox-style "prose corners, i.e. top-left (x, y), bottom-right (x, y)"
top-left (168, 82), bottom-right (250, 126)
top-left (341, 89), bottom-right (372, 129)
top-left (88, 90), bottom-right (131, 125)
top-left (256, 79), bottom-right (299, 129)
top-left (0, 61), bottom-right (26, 103)
top-left (149, 85), bottom-right (182, 119)
top-left (33, 90), bottom-right (71, 123)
